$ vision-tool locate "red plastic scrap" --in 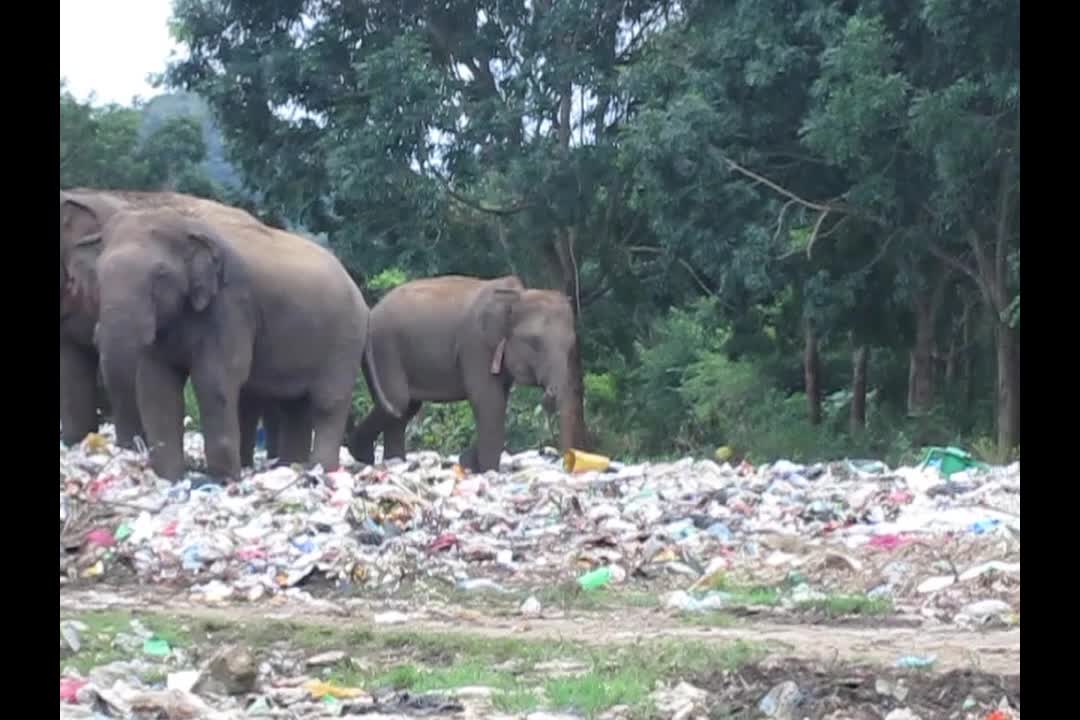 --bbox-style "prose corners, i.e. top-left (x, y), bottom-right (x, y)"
top-left (161, 520), bottom-right (179, 537)
top-left (60, 677), bottom-right (88, 703)
top-left (84, 528), bottom-right (116, 548)
top-left (888, 490), bottom-right (914, 505)
top-left (868, 534), bottom-right (914, 551)
top-left (429, 533), bottom-right (460, 553)
top-left (985, 711), bottom-right (1011, 720)
top-left (87, 475), bottom-right (117, 499)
